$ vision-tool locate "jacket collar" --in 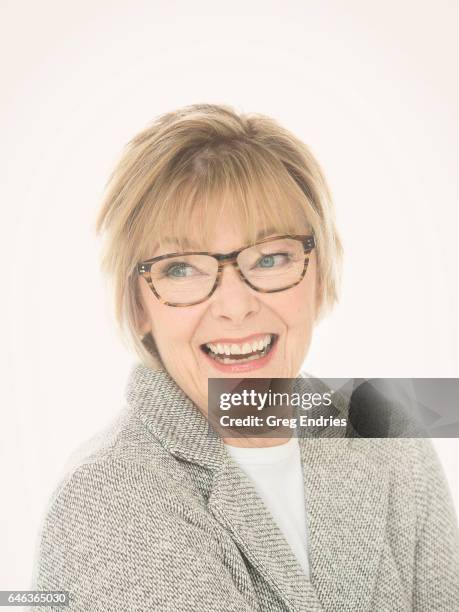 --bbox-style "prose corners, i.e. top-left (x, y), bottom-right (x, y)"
top-left (125, 363), bottom-right (350, 465)
top-left (126, 363), bottom-right (225, 469)
top-left (126, 363), bottom-right (390, 612)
